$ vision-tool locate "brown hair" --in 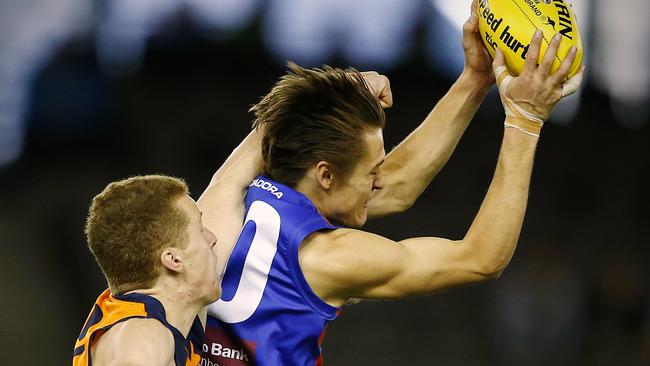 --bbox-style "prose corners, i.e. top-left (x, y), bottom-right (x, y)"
top-left (85, 175), bottom-right (190, 294)
top-left (251, 62), bottom-right (385, 187)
